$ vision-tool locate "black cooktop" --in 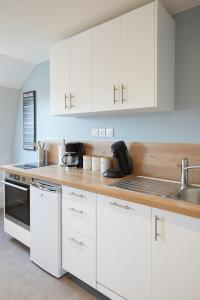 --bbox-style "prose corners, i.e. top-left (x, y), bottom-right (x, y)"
top-left (13, 162), bottom-right (54, 170)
